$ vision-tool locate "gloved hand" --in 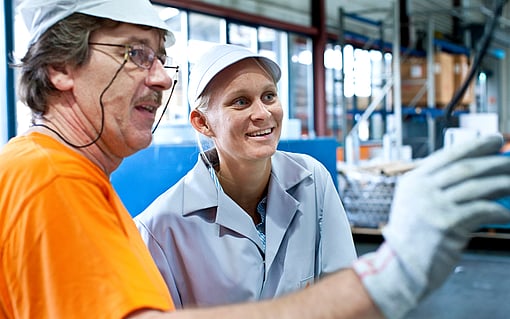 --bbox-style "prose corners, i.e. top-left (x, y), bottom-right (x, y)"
top-left (353, 134), bottom-right (510, 319)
